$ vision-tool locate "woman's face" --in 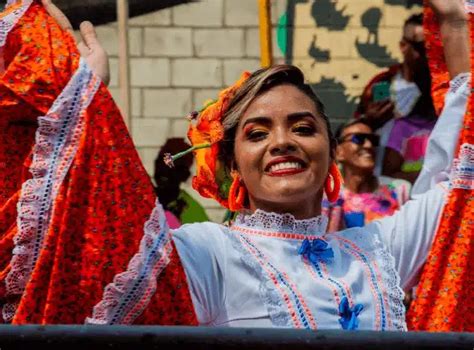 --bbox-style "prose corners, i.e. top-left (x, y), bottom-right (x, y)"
top-left (233, 84), bottom-right (332, 218)
top-left (336, 123), bottom-right (376, 172)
